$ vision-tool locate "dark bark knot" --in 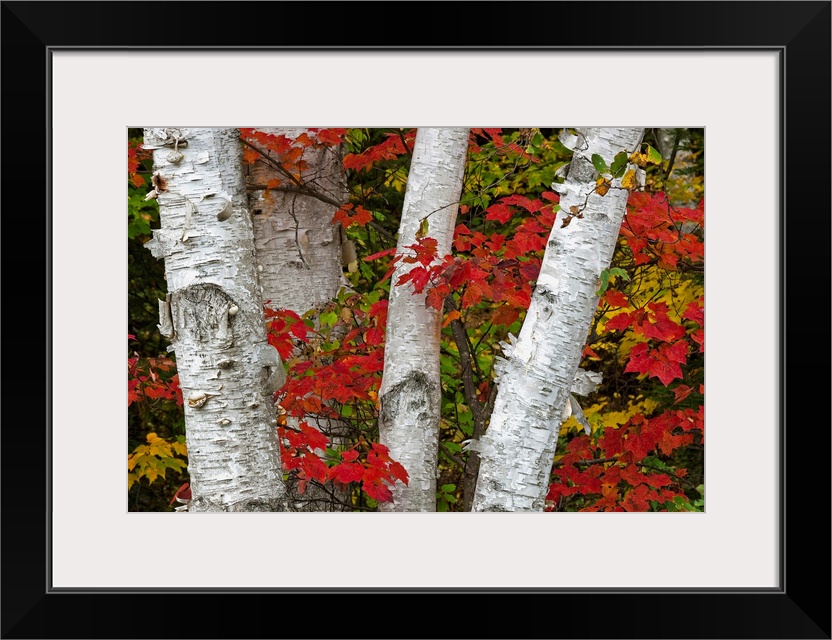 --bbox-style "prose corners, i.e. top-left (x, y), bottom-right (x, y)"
top-left (379, 371), bottom-right (438, 428)
top-left (536, 284), bottom-right (558, 308)
top-left (172, 283), bottom-right (239, 349)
